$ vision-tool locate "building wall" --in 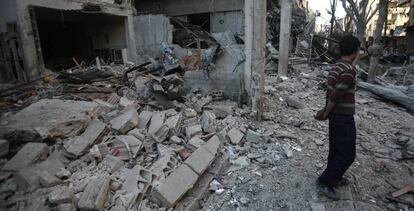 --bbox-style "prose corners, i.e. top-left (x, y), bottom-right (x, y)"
top-left (135, 0), bottom-right (243, 16)
top-left (86, 19), bottom-right (127, 50)
top-left (210, 11), bottom-right (243, 35)
top-left (366, 0), bottom-right (410, 37)
top-left (0, 1), bottom-right (18, 32)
